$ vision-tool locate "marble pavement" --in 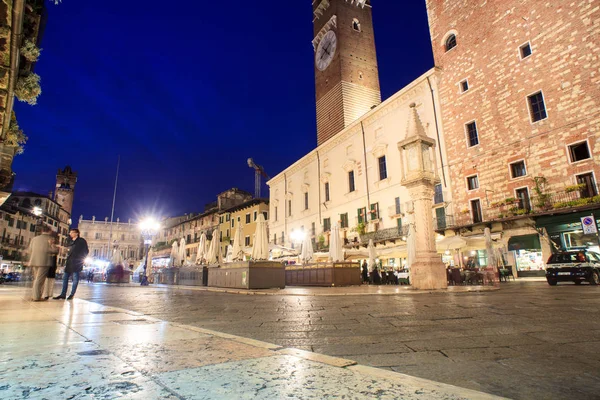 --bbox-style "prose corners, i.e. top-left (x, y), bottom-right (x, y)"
top-left (0, 288), bottom-right (506, 400)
